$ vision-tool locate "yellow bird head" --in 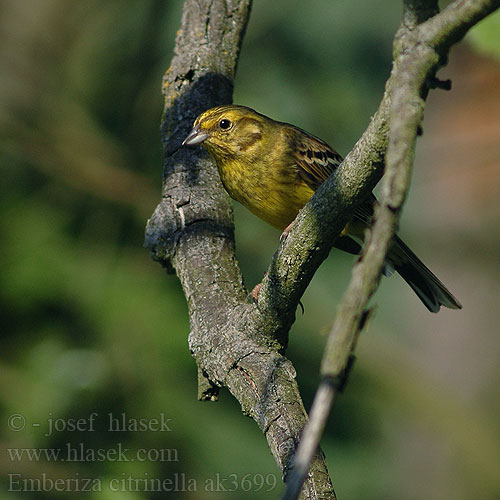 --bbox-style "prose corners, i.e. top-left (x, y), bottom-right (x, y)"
top-left (183, 105), bottom-right (271, 158)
